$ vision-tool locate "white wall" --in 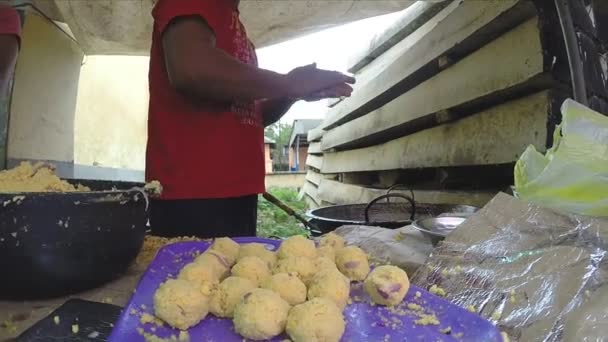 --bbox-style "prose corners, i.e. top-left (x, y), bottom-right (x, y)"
top-left (73, 55), bottom-right (149, 170)
top-left (9, 13), bottom-right (84, 163)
